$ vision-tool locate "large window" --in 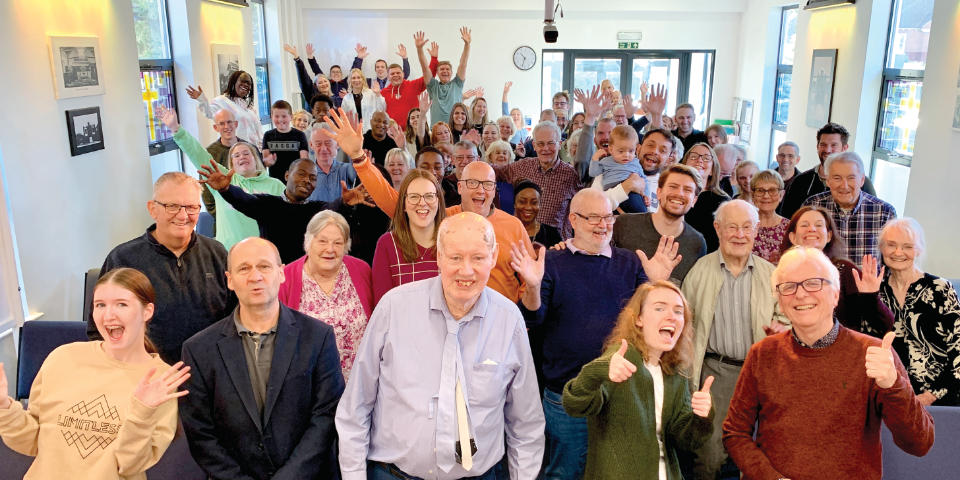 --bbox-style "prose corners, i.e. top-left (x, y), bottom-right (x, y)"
top-left (133, 0), bottom-right (177, 155)
top-left (871, 0), bottom-right (933, 213)
top-left (769, 6), bottom-right (798, 168)
top-left (541, 49), bottom-right (713, 129)
top-left (251, 0), bottom-right (271, 124)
